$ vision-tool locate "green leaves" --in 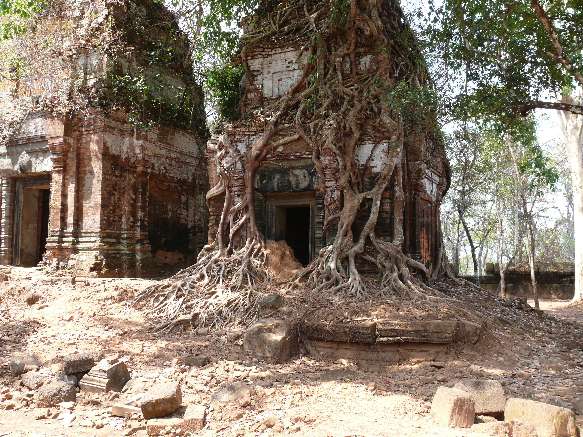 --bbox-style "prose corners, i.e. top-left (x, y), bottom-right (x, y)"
top-left (205, 64), bottom-right (244, 121)
top-left (385, 81), bottom-right (439, 127)
top-left (423, 0), bottom-right (583, 120)
top-left (0, 0), bottom-right (45, 40)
